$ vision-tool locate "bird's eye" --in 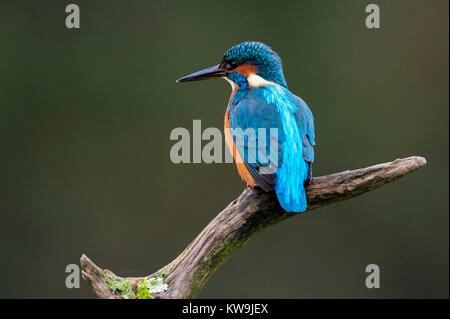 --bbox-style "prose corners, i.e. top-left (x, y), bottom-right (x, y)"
top-left (222, 60), bottom-right (238, 71)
